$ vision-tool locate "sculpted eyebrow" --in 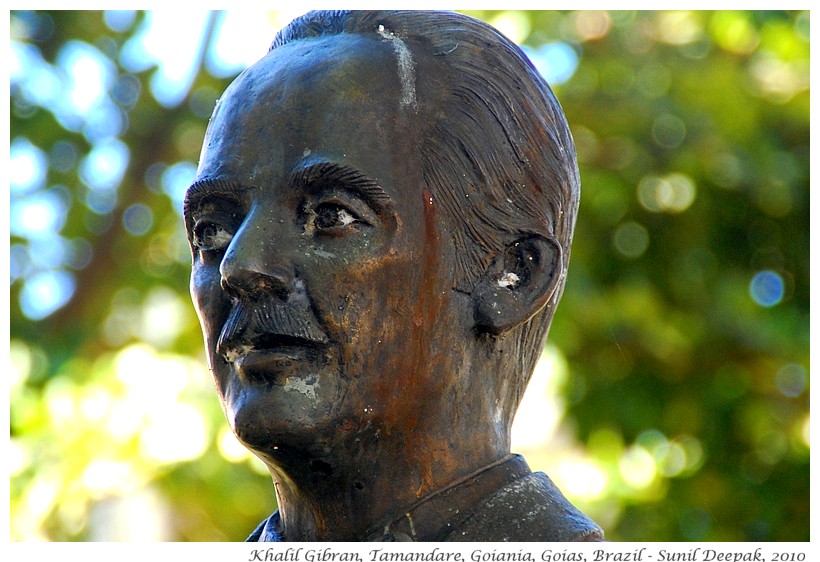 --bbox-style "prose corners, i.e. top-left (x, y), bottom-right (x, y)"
top-left (183, 178), bottom-right (252, 218)
top-left (290, 162), bottom-right (393, 209)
